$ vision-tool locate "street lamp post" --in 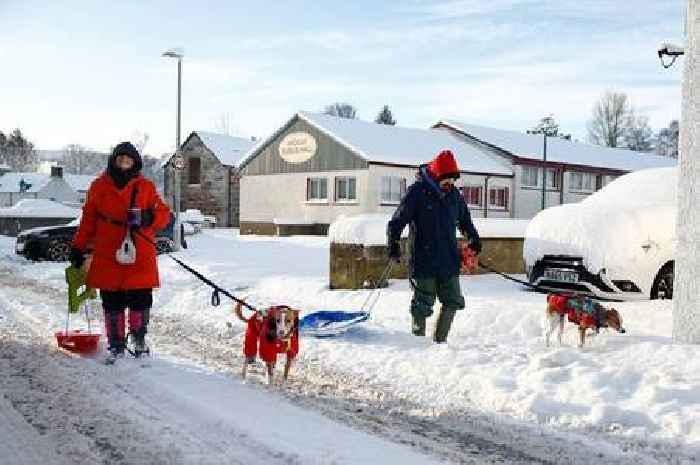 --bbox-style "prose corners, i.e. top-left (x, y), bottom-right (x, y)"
top-left (162, 48), bottom-right (184, 251)
top-left (541, 133), bottom-right (547, 211)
